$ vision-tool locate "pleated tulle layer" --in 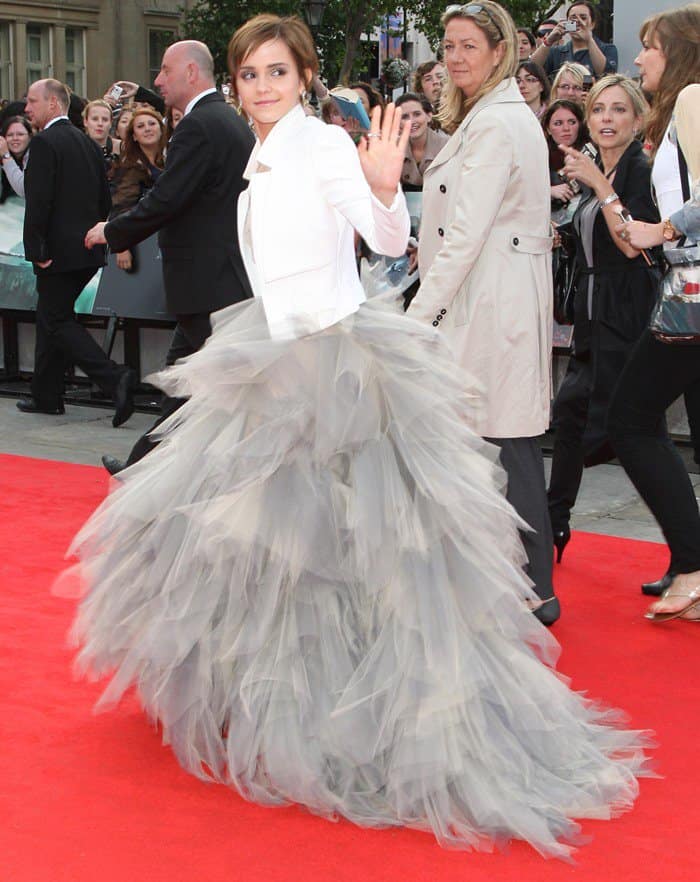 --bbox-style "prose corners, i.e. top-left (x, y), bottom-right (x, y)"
top-left (56, 295), bottom-right (652, 860)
